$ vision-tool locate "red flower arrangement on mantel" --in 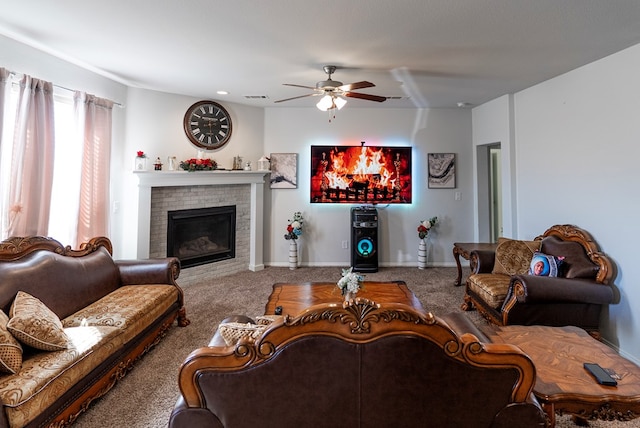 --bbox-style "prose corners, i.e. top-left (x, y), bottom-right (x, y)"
top-left (179, 158), bottom-right (218, 171)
